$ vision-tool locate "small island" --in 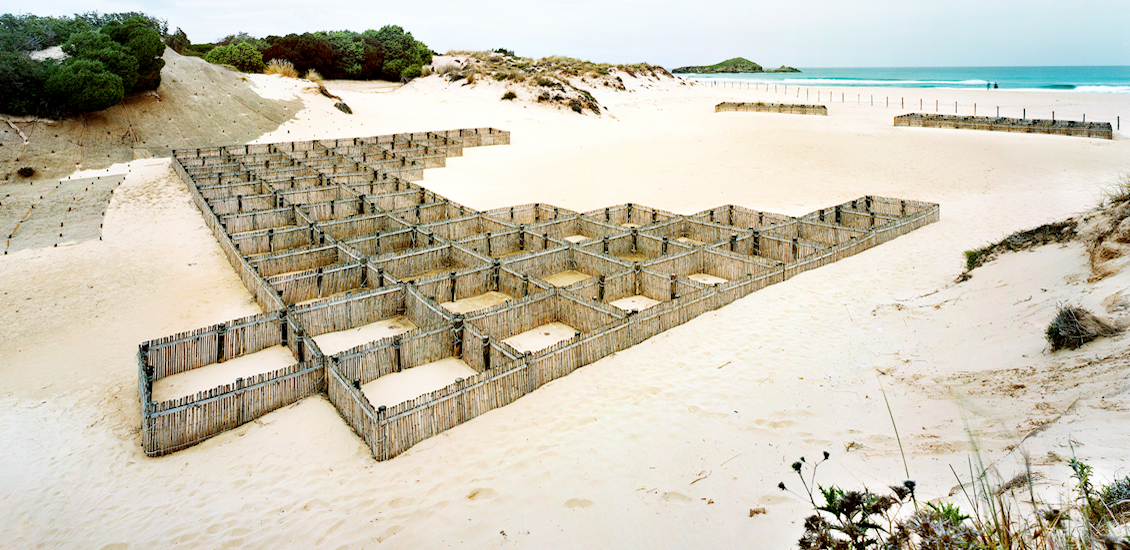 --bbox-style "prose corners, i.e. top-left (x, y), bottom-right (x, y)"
top-left (671, 57), bottom-right (800, 74)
